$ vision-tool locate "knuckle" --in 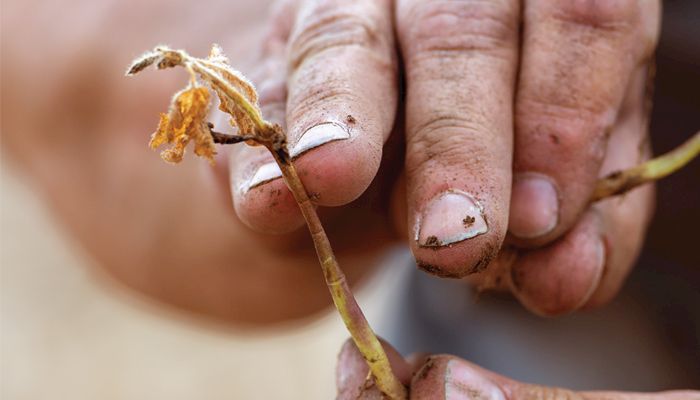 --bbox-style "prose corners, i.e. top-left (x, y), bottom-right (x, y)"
top-left (406, 115), bottom-right (494, 176)
top-left (552, 0), bottom-right (642, 31)
top-left (288, 3), bottom-right (383, 70)
top-left (516, 97), bottom-right (614, 156)
top-left (400, 0), bottom-right (518, 58)
top-left (287, 76), bottom-right (358, 120)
